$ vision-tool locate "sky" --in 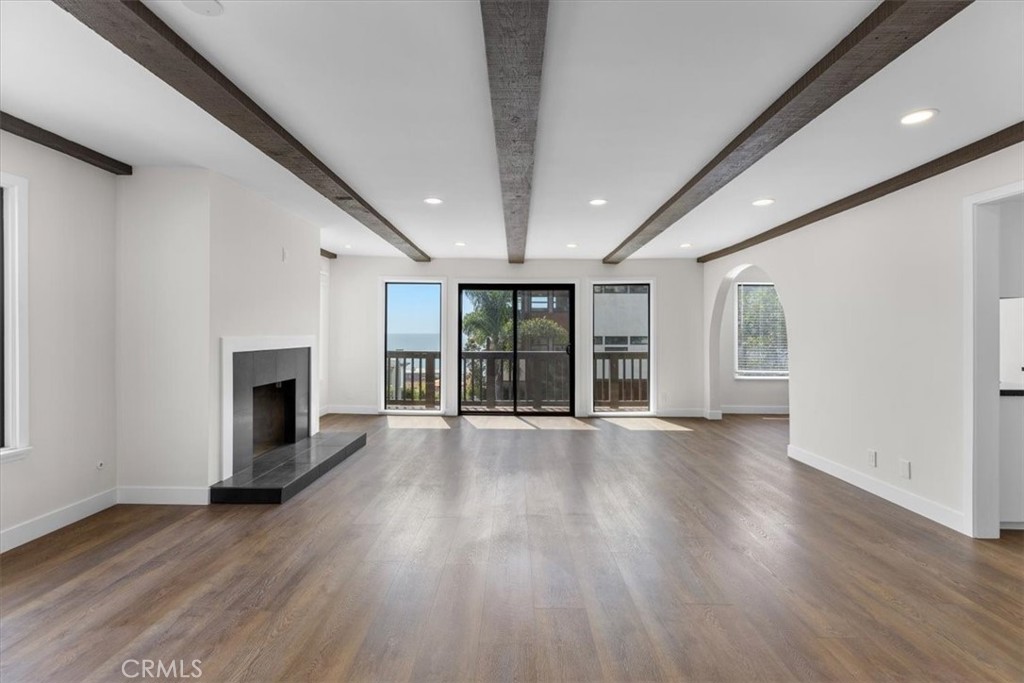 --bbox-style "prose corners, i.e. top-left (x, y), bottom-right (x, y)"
top-left (386, 283), bottom-right (441, 335)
